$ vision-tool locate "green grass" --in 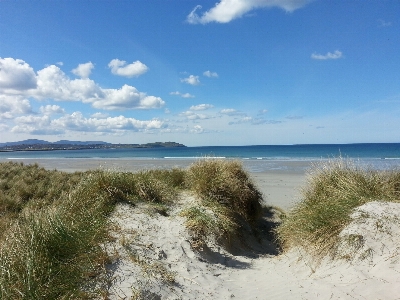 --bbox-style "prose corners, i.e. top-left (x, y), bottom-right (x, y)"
top-left (276, 159), bottom-right (400, 259)
top-left (182, 159), bottom-right (263, 248)
top-left (0, 160), bottom-right (269, 298)
top-left (0, 163), bottom-right (184, 299)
